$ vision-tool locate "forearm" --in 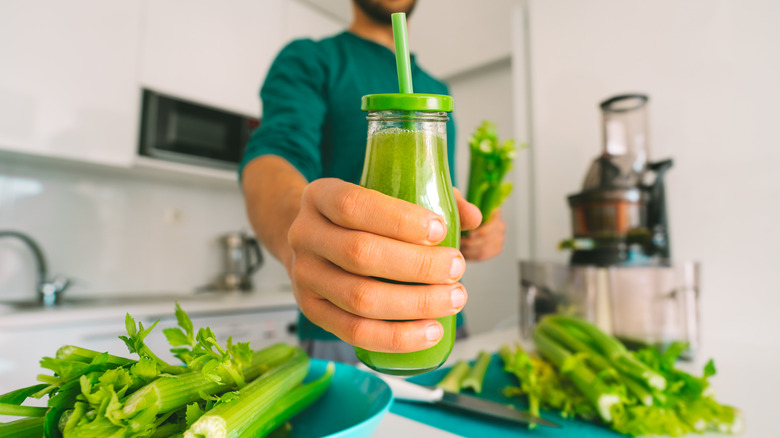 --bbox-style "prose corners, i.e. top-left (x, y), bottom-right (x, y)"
top-left (242, 155), bottom-right (307, 274)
